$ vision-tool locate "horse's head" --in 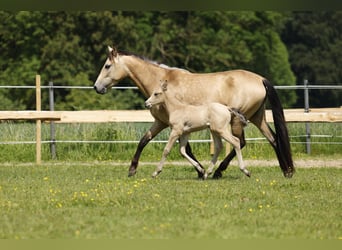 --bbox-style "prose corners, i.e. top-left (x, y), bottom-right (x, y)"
top-left (94, 46), bottom-right (127, 94)
top-left (145, 80), bottom-right (168, 109)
